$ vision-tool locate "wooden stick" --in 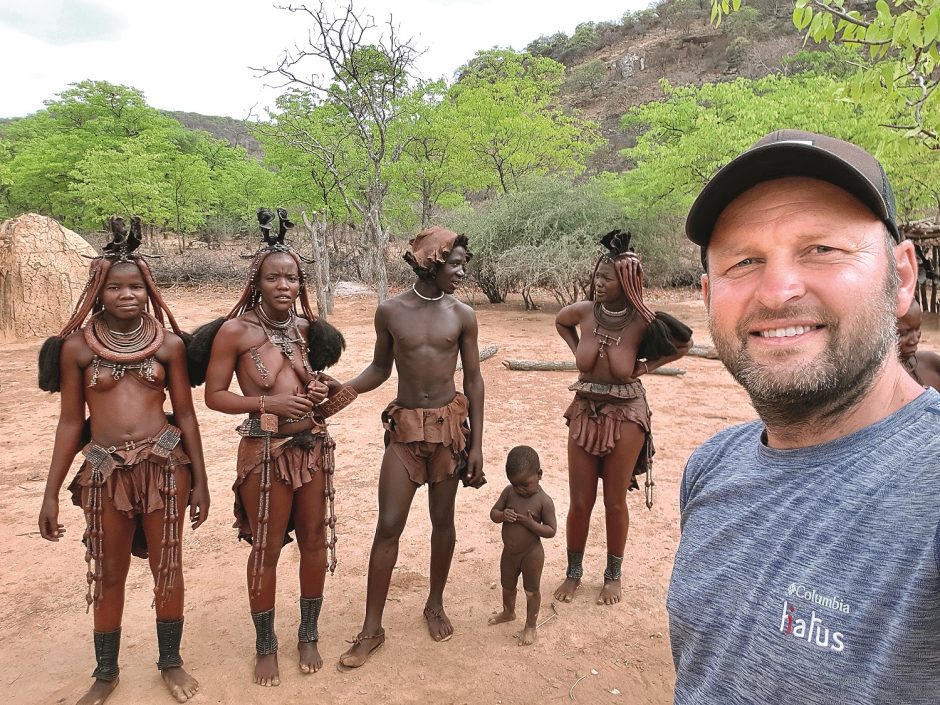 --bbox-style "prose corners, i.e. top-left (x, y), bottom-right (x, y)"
top-left (688, 345), bottom-right (719, 359)
top-left (501, 359), bottom-right (685, 376)
top-left (456, 344), bottom-right (499, 371)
